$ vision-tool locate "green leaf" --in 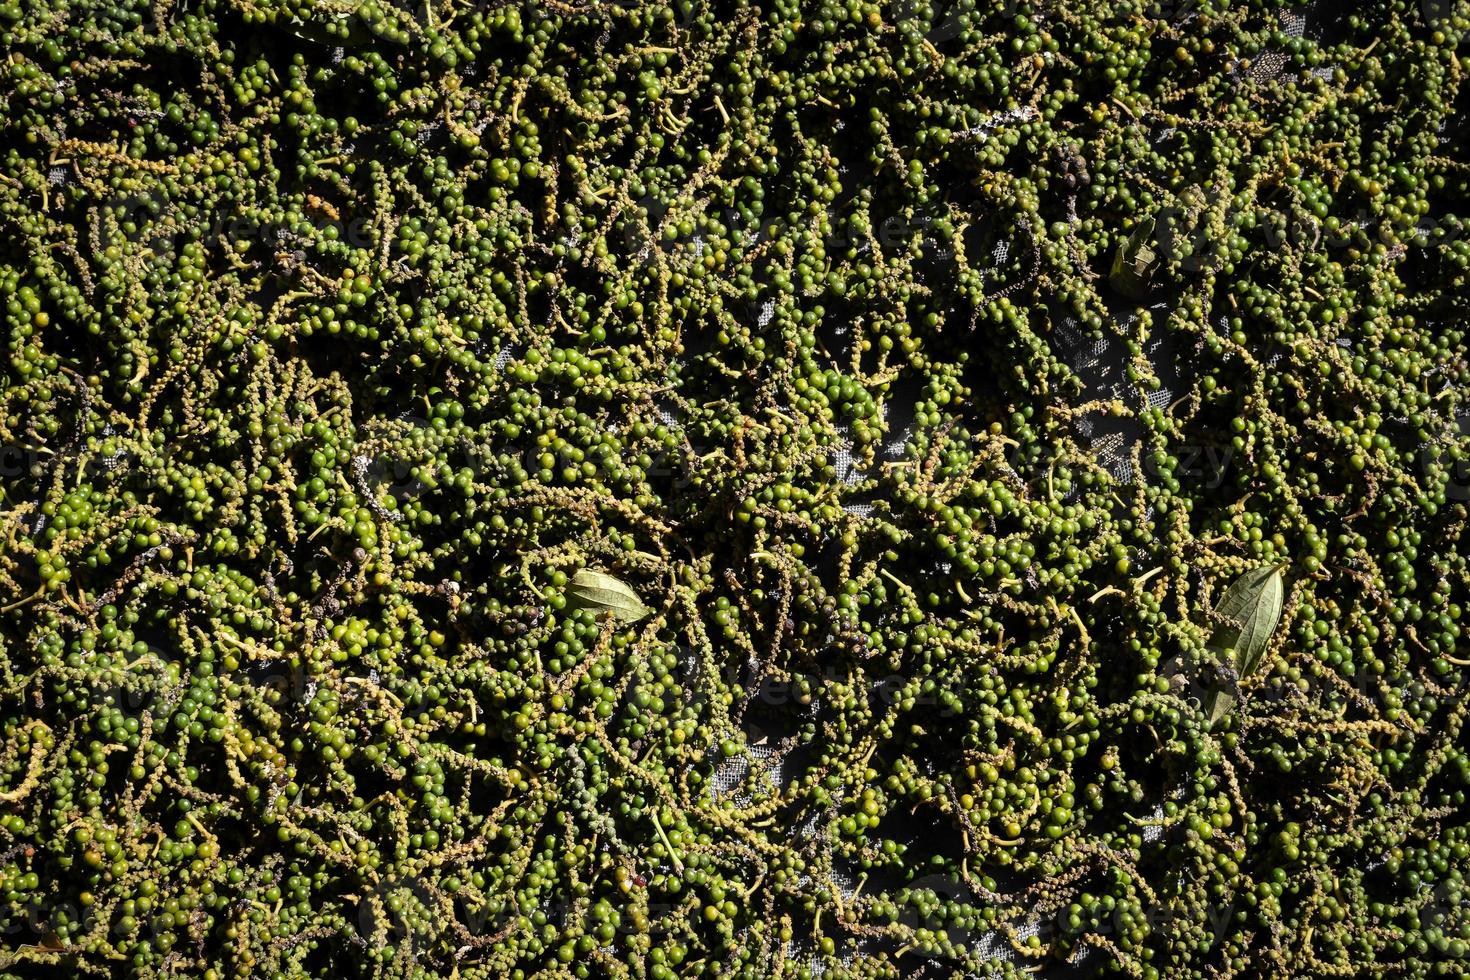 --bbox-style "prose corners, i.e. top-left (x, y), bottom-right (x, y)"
top-left (566, 570), bottom-right (651, 623)
top-left (1109, 218), bottom-right (1158, 299)
top-left (1202, 562), bottom-right (1287, 728)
